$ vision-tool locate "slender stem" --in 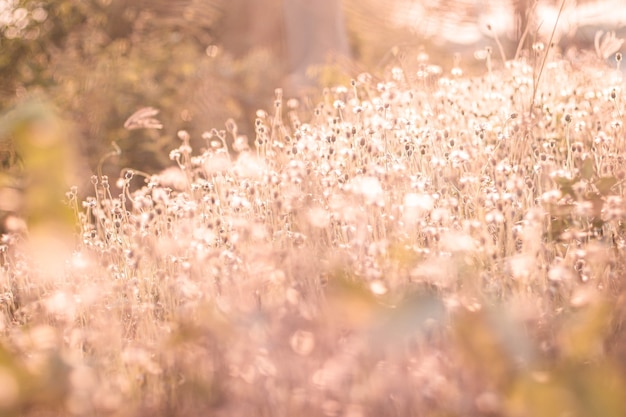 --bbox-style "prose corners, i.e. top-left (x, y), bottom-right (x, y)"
top-left (529, 0), bottom-right (567, 118)
top-left (97, 141), bottom-right (121, 179)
